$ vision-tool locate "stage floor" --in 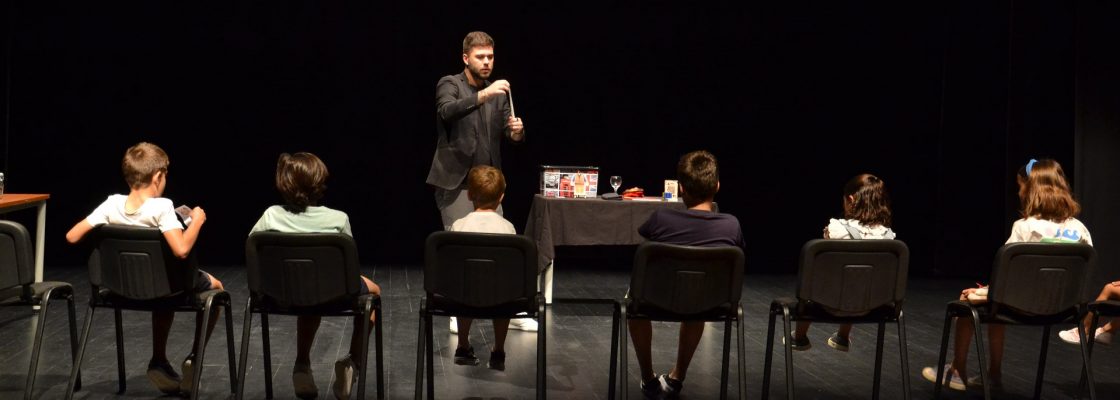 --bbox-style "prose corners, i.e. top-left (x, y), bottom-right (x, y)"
top-left (2, 263), bottom-right (1118, 399)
